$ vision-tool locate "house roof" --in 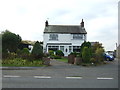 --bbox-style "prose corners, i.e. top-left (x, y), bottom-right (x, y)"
top-left (21, 40), bottom-right (36, 45)
top-left (44, 25), bottom-right (87, 34)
